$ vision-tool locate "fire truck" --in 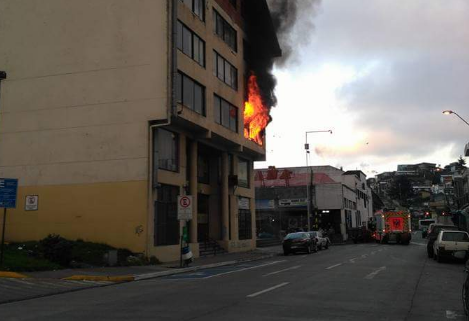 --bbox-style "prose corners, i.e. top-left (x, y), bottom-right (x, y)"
top-left (373, 211), bottom-right (412, 245)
